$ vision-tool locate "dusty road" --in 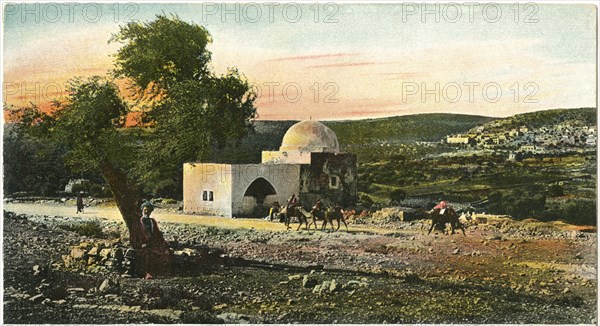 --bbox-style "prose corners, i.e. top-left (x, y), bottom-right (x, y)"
top-left (3, 201), bottom-right (395, 233)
